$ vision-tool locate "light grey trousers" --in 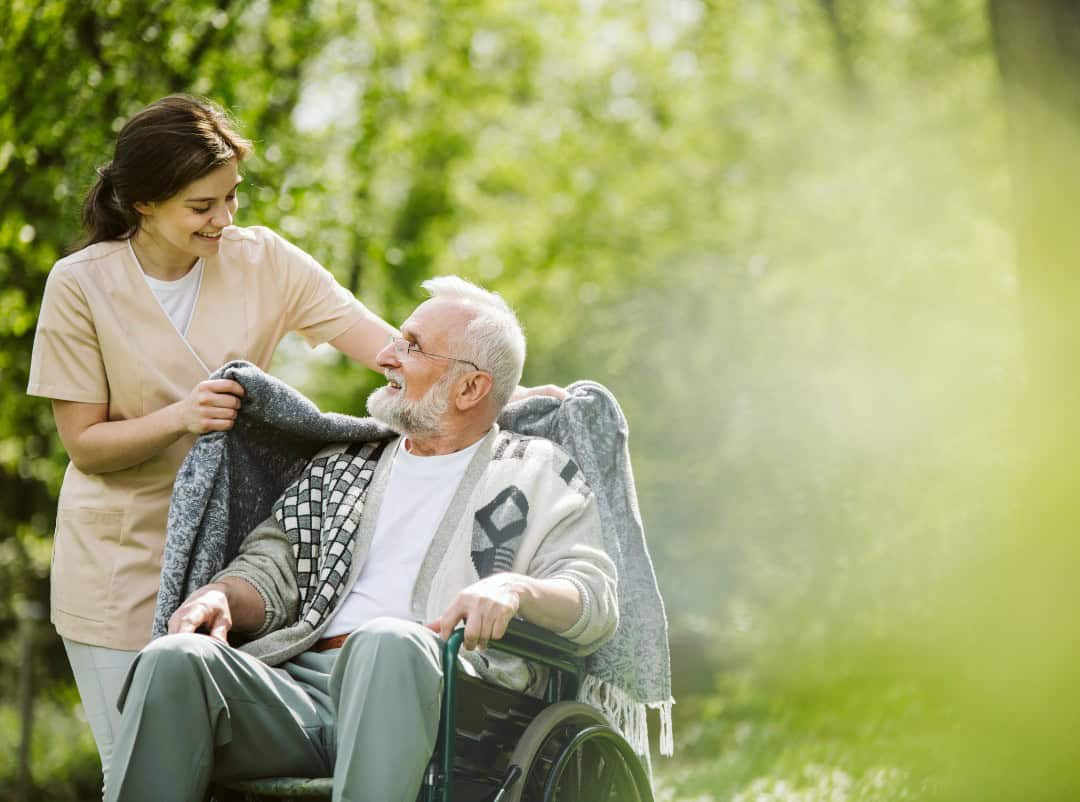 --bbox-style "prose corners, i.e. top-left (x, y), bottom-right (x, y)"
top-left (104, 617), bottom-right (447, 802)
top-left (62, 637), bottom-right (139, 797)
